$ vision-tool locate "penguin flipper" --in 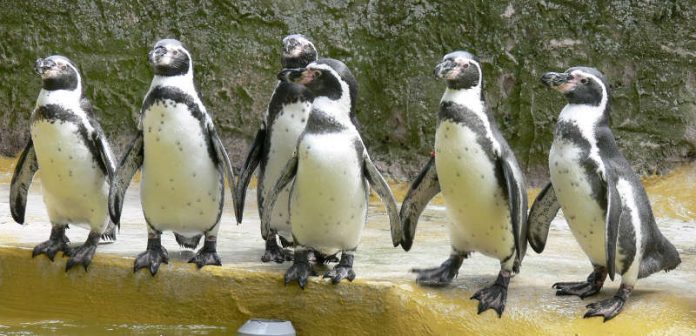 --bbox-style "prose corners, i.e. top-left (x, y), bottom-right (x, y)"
top-left (498, 153), bottom-right (528, 270)
top-left (362, 153), bottom-right (401, 247)
top-left (400, 156), bottom-right (440, 251)
top-left (108, 133), bottom-right (143, 227)
top-left (207, 123), bottom-right (239, 223)
top-left (83, 98), bottom-right (116, 180)
top-left (261, 155), bottom-right (297, 240)
top-left (527, 182), bottom-right (561, 253)
top-left (234, 127), bottom-right (266, 225)
top-left (10, 139), bottom-right (39, 224)
top-left (602, 168), bottom-right (622, 281)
